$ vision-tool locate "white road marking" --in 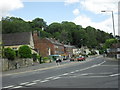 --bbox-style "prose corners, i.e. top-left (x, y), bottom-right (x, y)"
top-left (98, 61), bottom-right (106, 65)
top-left (3, 85), bottom-right (14, 89)
top-left (52, 77), bottom-right (61, 80)
top-left (32, 80), bottom-right (41, 82)
top-left (41, 80), bottom-right (49, 83)
top-left (12, 86), bottom-right (23, 89)
top-left (45, 76), bottom-right (55, 79)
top-left (88, 76), bottom-right (109, 78)
top-left (20, 82), bottom-right (30, 85)
top-left (62, 73), bottom-right (69, 75)
top-left (70, 72), bottom-right (75, 74)
top-left (25, 82), bottom-right (36, 86)
top-left (81, 74), bottom-right (89, 76)
top-left (110, 73), bottom-right (120, 77)
top-left (75, 70), bottom-right (79, 72)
